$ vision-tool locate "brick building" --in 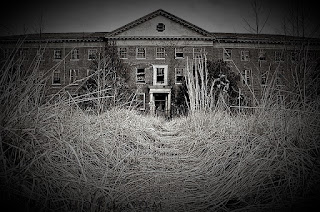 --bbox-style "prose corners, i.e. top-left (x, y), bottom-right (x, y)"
top-left (1, 9), bottom-right (320, 116)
